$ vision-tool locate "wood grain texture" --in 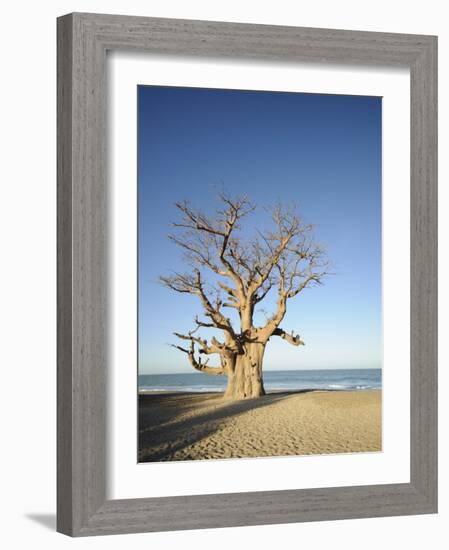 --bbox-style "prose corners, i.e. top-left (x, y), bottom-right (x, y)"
top-left (57, 12), bottom-right (438, 536)
top-left (57, 13), bottom-right (74, 536)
